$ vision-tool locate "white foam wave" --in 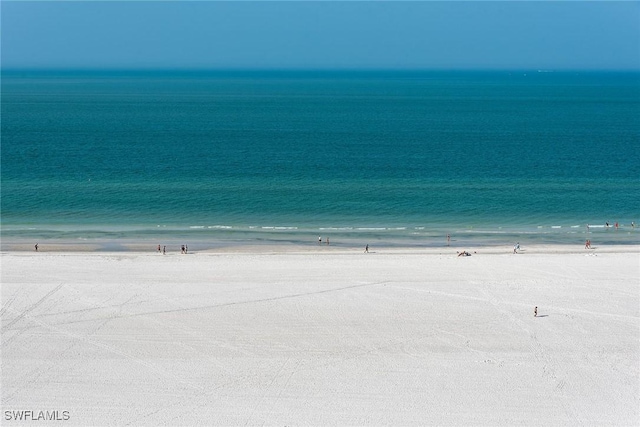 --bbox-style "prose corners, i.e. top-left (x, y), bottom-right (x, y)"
top-left (261, 226), bottom-right (298, 230)
top-left (319, 227), bottom-right (354, 231)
